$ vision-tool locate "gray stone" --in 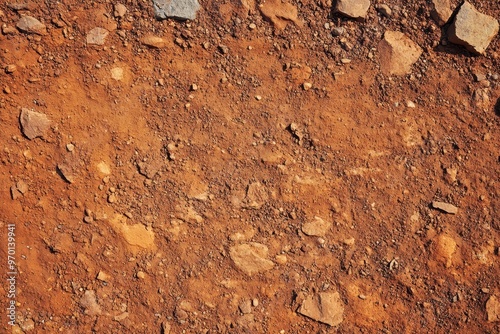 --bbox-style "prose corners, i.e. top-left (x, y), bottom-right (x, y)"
top-left (229, 243), bottom-right (274, 275)
top-left (86, 27), bottom-right (109, 45)
top-left (19, 108), bottom-right (51, 139)
top-left (431, 0), bottom-right (452, 26)
top-left (448, 1), bottom-right (499, 55)
top-left (298, 292), bottom-right (344, 326)
top-left (152, 0), bottom-right (200, 20)
top-left (378, 30), bottom-right (422, 76)
top-left (16, 16), bottom-right (47, 35)
top-left (336, 0), bottom-right (371, 20)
